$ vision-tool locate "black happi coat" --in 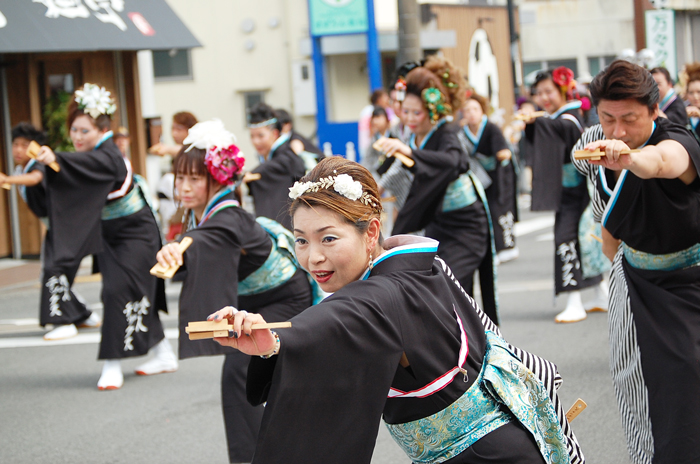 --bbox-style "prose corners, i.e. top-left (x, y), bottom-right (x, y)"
top-left (173, 192), bottom-right (312, 462)
top-left (20, 161), bottom-right (48, 219)
top-left (661, 93), bottom-right (689, 127)
top-left (291, 130), bottom-right (324, 157)
top-left (392, 122), bottom-right (496, 323)
top-left (39, 141), bottom-right (127, 326)
top-left (574, 117), bottom-right (700, 464)
top-left (463, 121), bottom-right (518, 252)
top-left (526, 105), bottom-right (602, 294)
top-left (248, 141), bottom-right (306, 230)
top-left (245, 236), bottom-right (583, 464)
